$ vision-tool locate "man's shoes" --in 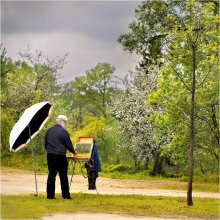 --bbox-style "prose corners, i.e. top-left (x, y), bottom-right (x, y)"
top-left (63, 196), bottom-right (72, 199)
top-left (47, 197), bottom-right (55, 199)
